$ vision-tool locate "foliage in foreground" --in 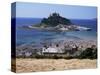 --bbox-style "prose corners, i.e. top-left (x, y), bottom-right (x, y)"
top-left (78, 48), bottom-right (97, 59)
top-left (16, 47), bottom-right (97, 59)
